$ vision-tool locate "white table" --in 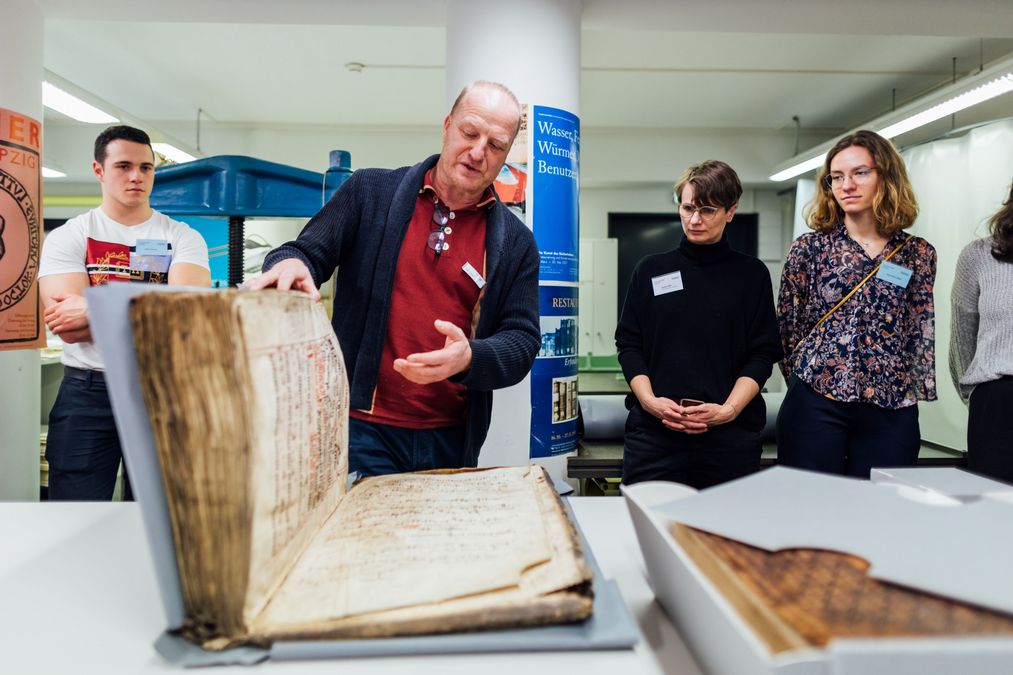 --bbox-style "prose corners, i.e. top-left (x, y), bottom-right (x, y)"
top-left (0, 497), bottom-right (703, 675)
